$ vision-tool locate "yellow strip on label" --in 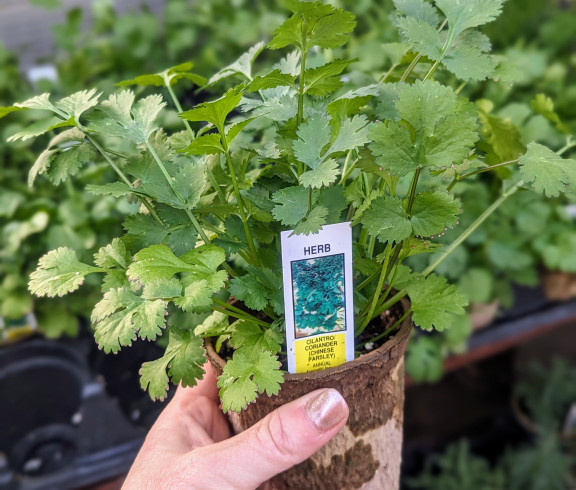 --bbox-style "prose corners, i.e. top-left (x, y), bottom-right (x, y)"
top-left (294, 332), bottom-right (347, 373)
